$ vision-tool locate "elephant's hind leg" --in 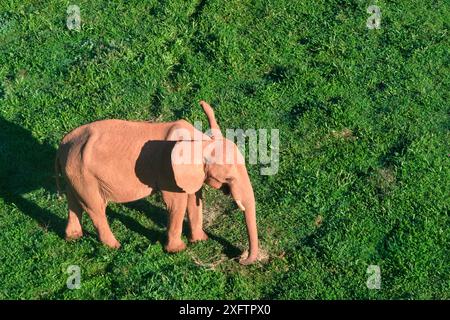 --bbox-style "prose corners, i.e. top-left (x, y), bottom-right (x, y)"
top-left (84, 200), bottom-right (120, 249)
top-left (72, 179), bottom-right (120, 249)
top-left (65, 188), bottom-right (83, 240)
